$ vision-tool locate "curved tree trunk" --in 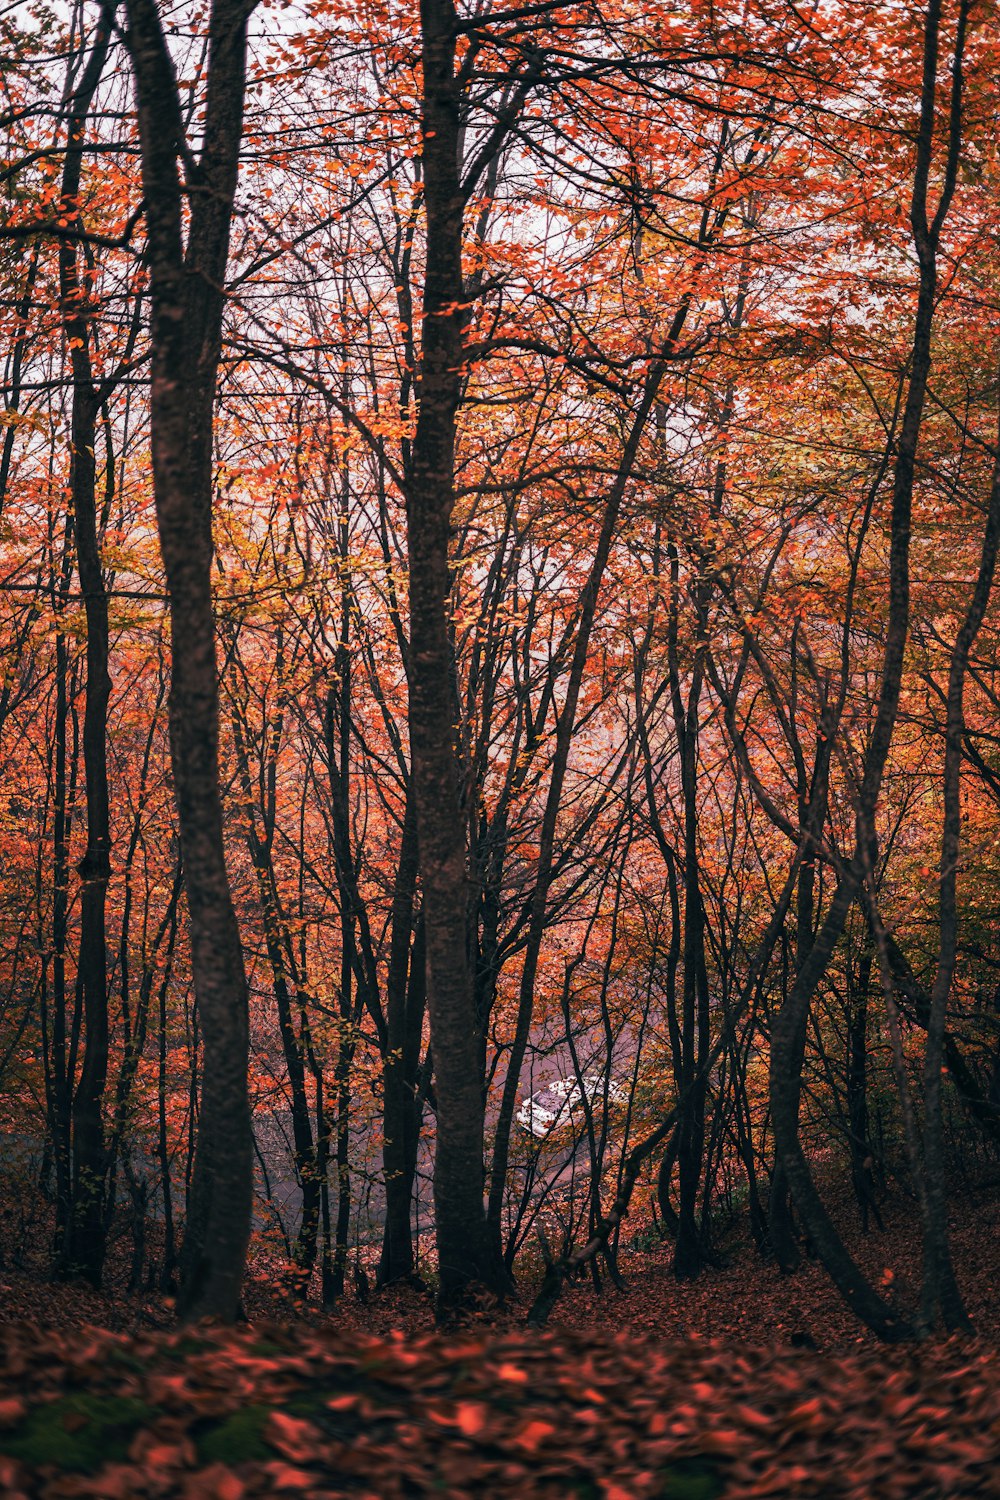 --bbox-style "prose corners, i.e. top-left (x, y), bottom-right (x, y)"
top-left (769, 0), bottom-right (968, 1344)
